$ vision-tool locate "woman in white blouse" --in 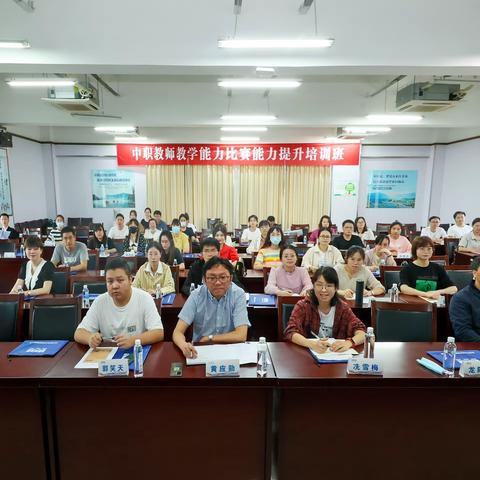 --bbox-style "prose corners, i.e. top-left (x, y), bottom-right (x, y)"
top-left (301, 228), bottom-right (344, 272)
top-left (354, 216), bottom-right (375, 245)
